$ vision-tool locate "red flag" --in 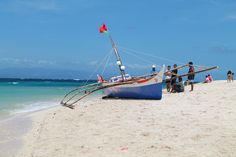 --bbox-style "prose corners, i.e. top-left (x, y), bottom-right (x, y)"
top-left (97, 74), bottom-right (107, 83)
top-left (99, 24), bottom-right (108, 33)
